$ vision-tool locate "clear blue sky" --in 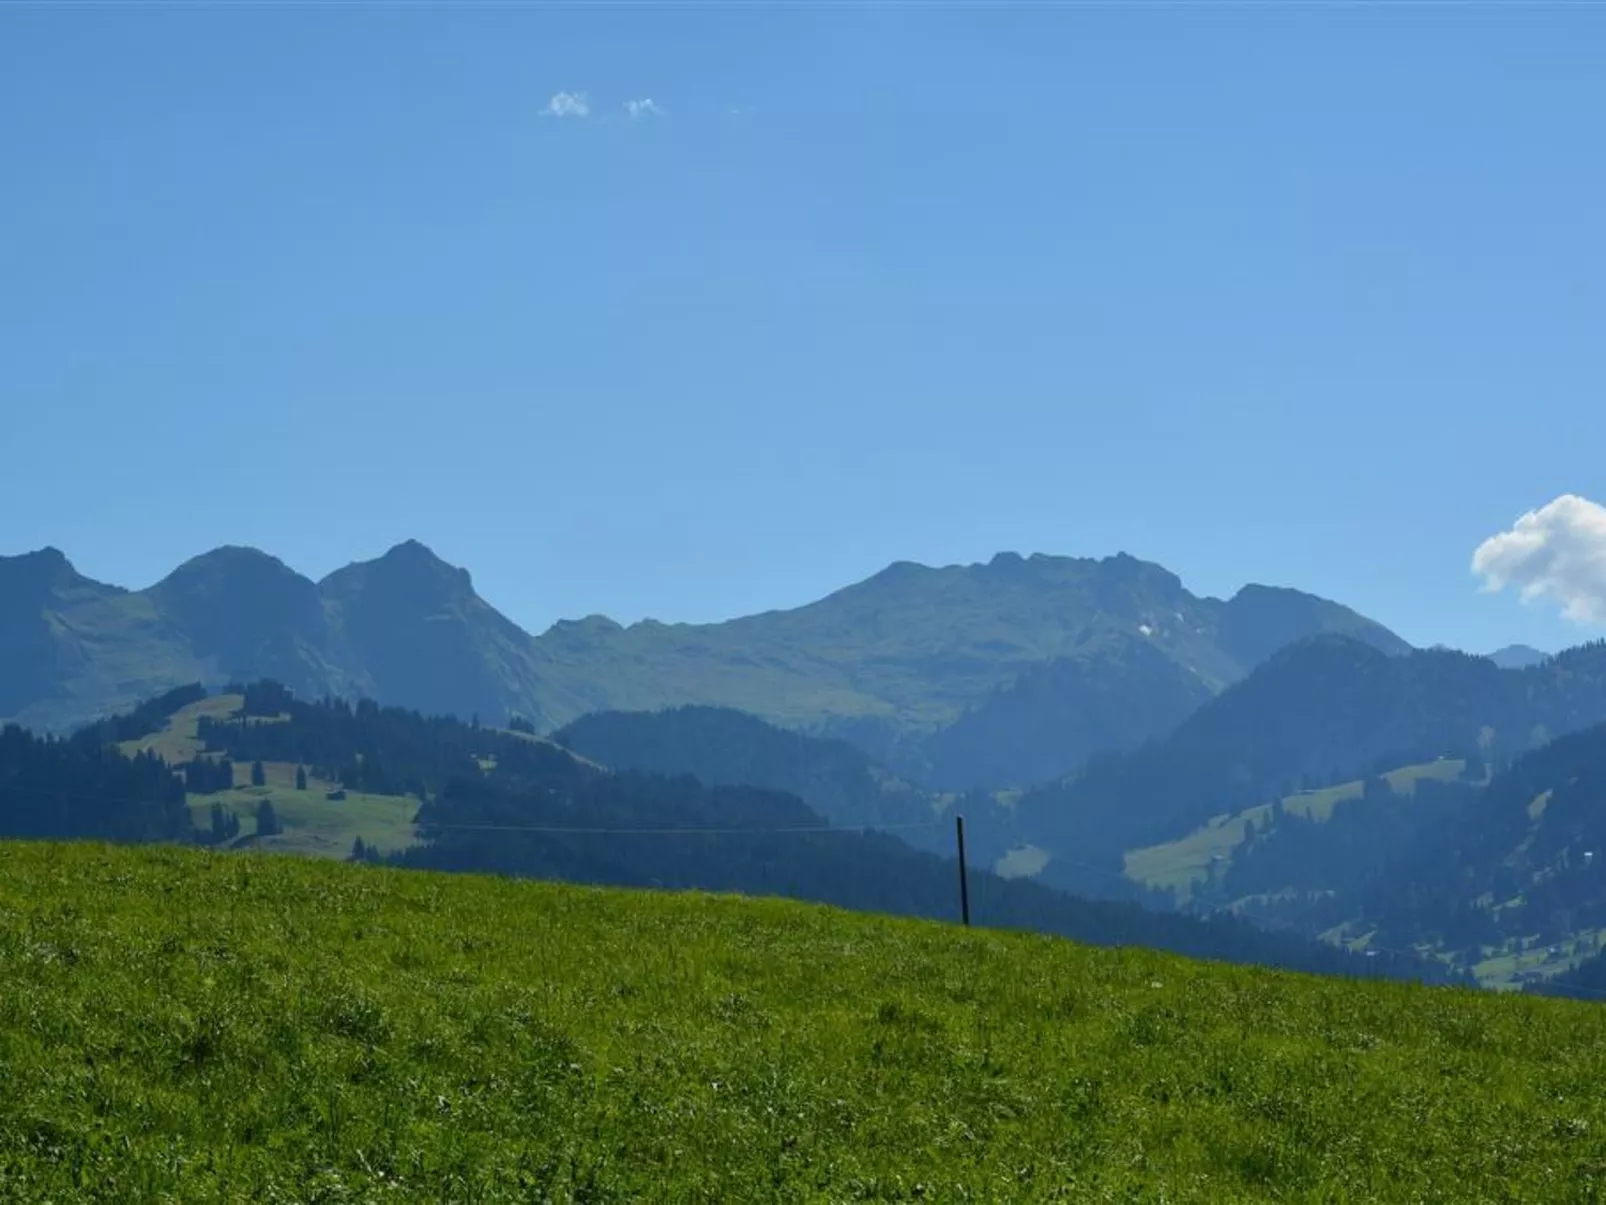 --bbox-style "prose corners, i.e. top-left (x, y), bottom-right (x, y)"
top-left (4, 4), bottom-right (1602, 653)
